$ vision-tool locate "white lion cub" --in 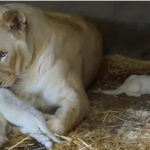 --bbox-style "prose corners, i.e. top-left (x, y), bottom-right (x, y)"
top-left (0, 88), bottom-right (61, 148)
top-left (101, 74), bottom-right (150, 97)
